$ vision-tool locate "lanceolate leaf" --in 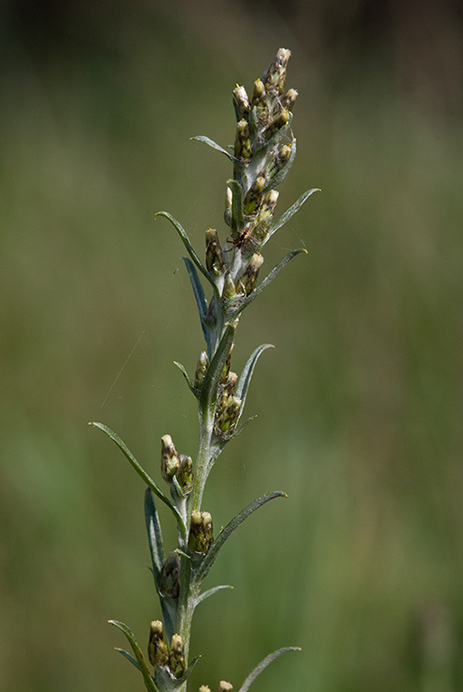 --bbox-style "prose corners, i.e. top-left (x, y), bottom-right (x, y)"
top-left (191, 135), bottom-right (237, 163)
top-left (109, 620), bottom-right (158, 692)
top-left (267, 188), bottom-right (320, 243)
top-left (267, 137), bottom-right (297, 190)
top-left (144, 488), bottom-right (165, 587)
top-left (183, 257), bottom-right (213, 352)
top-left (233, 249), bottom-right (308, 316)
top-left (155, 211), bottom-right (216, 292)
top-left (236, 344), bottom-right (274, 416)
top-left (173, 360), bottom-right (197, 396)
top-left (196, 584), bottom-right (233, 606)
top-left (195, 491), bottom-right (287, 584)
top-left (226, 178), bottom-right (245, 233)
top-left (89, 422), bottom-right (186, 538)
top-left (176, 655), bottom-right (201, 685)
top-left (116, 648), bottom-right (142, 672)
top-left (238, 647), bottom-right (301, 692)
